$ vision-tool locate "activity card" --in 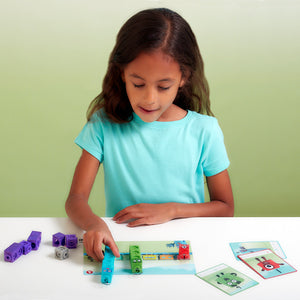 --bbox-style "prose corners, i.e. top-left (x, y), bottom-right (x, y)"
top-left (238, 249), bottom-right (297, 279)
top-left (196, 264), bottom-right (259, 296)
top-left (229, 241), bottom-right (286, 260)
